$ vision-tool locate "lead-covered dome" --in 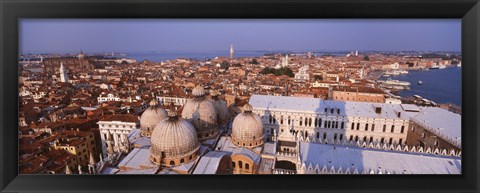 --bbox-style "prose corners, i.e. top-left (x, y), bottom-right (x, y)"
top-left (140, 99), bottom-right (168, 137)
top-left (150, 110), bottom-right (200, 166)
top-left (182, 85), bottom-right (218, 140)
top-left (231, 103), bottom-right (264, 148)
top-left (192, 85), bottom-right (207, 97)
